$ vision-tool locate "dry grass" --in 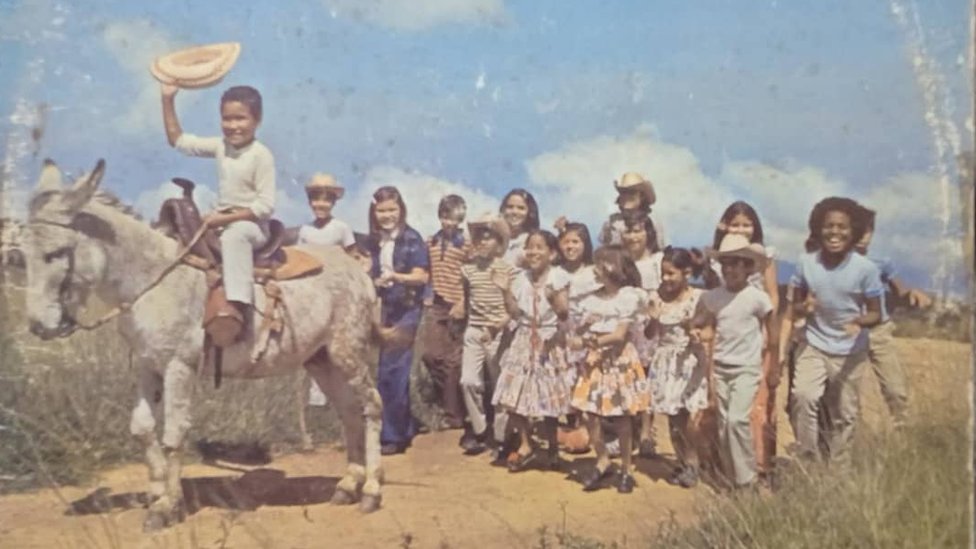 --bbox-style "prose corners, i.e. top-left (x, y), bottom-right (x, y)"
top-left (0, 268), bottom-right (344, 492)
